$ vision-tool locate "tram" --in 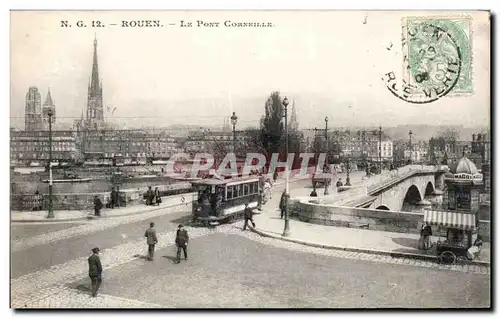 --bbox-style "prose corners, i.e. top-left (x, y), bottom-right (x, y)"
top-left (191, 176), bottom-right (261, 226)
